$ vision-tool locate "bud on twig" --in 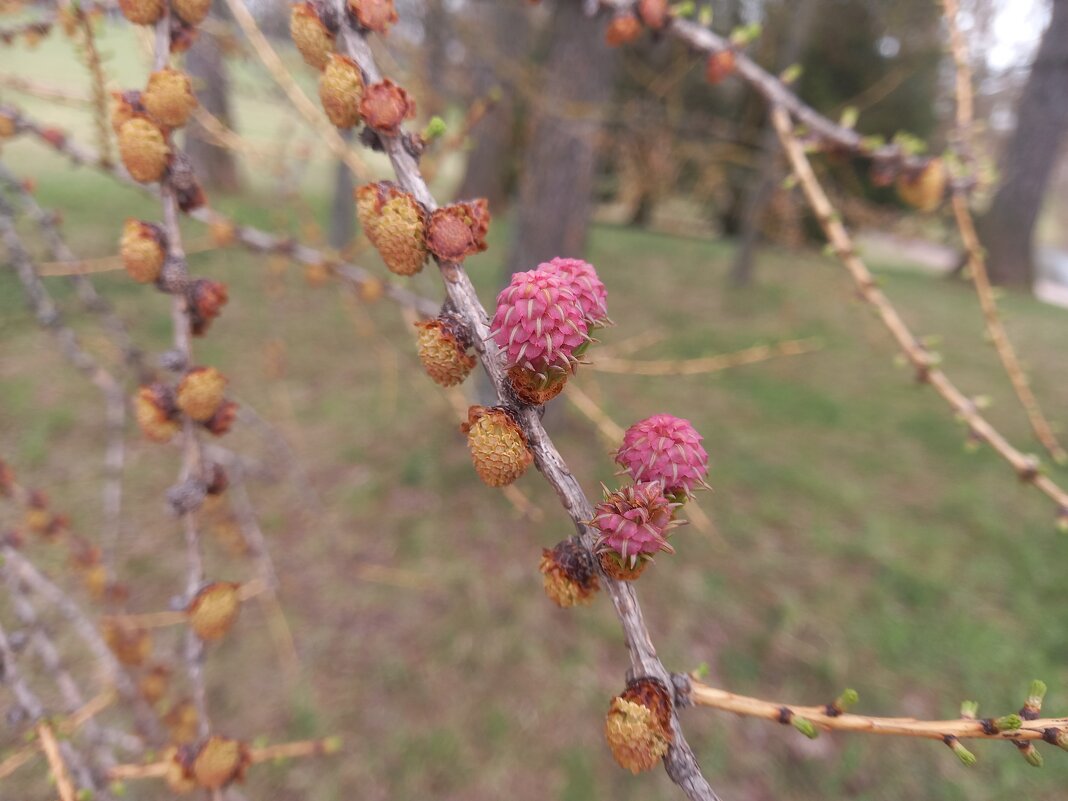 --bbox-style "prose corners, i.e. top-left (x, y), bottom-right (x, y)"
top-left (1015, 740), bottom-right (1043, 768)
top-left (1021, 679), bottom-right (1047, 720)
top-left (943, 735), bottom-right (977, 766)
